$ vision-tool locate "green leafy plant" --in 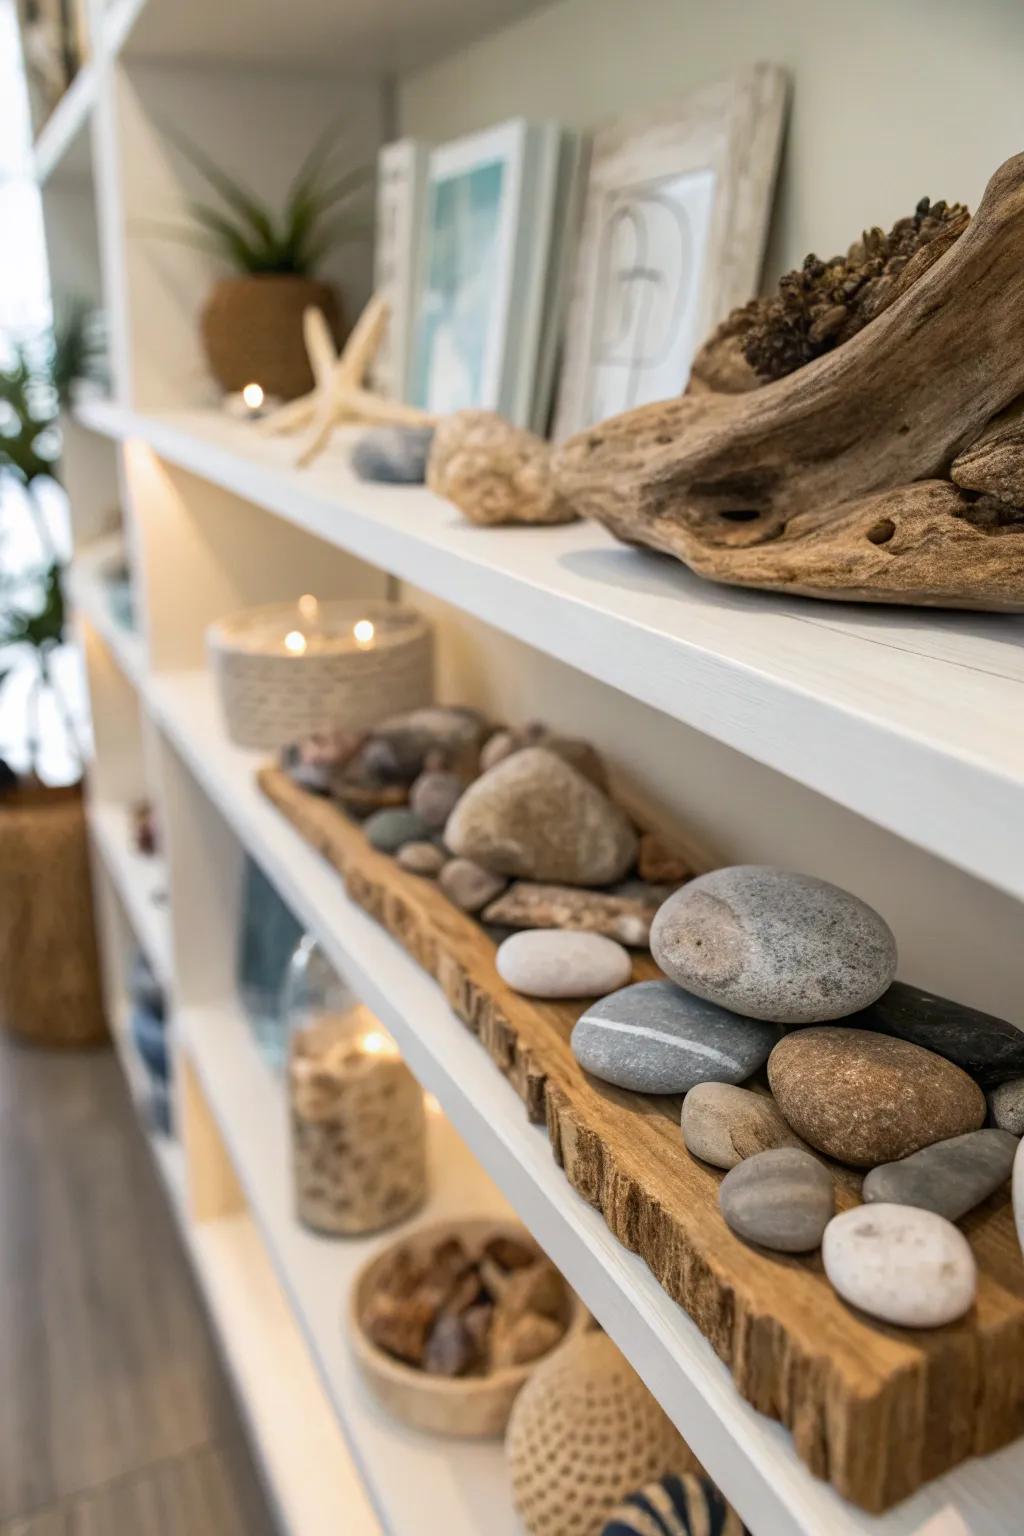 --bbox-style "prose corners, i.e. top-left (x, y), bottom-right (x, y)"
top-left (150, 123), bottom-right (373, 276)
top-left (0, 302), bottom-right (105, 782)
